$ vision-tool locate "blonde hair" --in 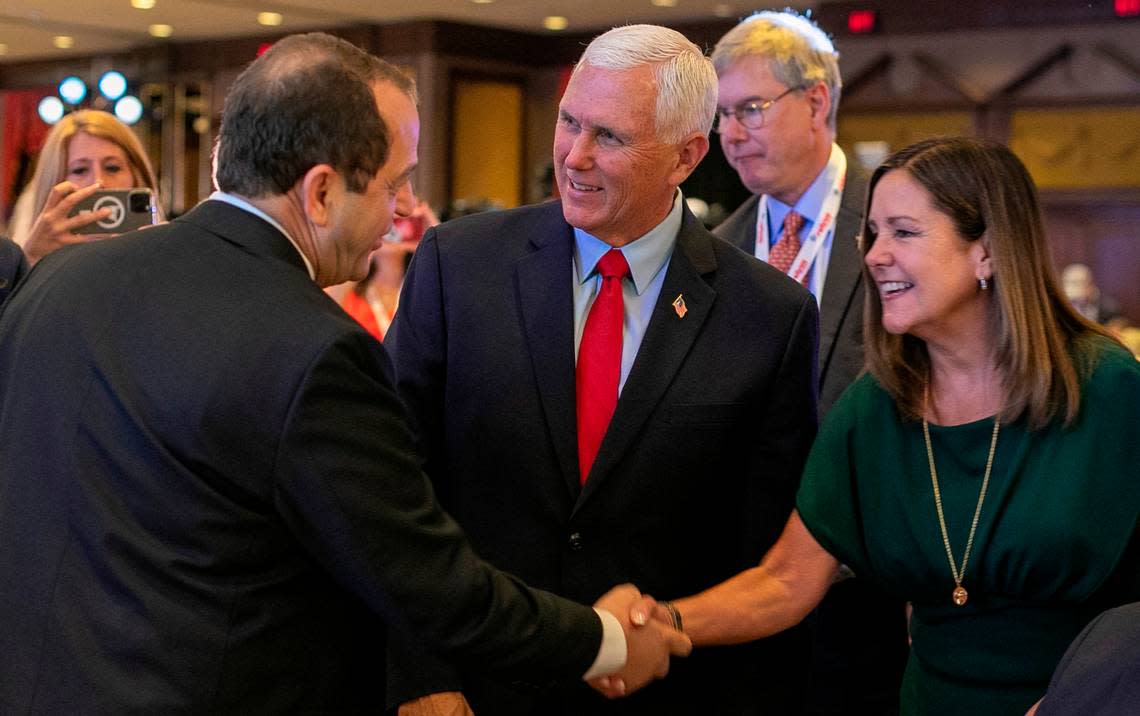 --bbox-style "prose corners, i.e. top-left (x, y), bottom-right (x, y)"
top-left (11, 110), bottom-right (161, 245)
top-left (861, 137), bottom-right (1118, 429)
top-left (576, 24), bottom-right (717, 143)
top-left (711, 10), bottom-right (842, 130)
